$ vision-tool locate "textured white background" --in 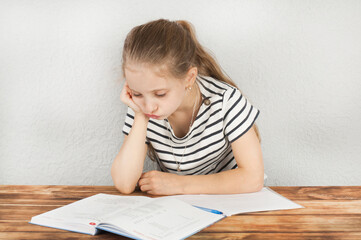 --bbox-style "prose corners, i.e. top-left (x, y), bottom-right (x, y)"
top-left (1, 0), bottom-right (360, 186)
